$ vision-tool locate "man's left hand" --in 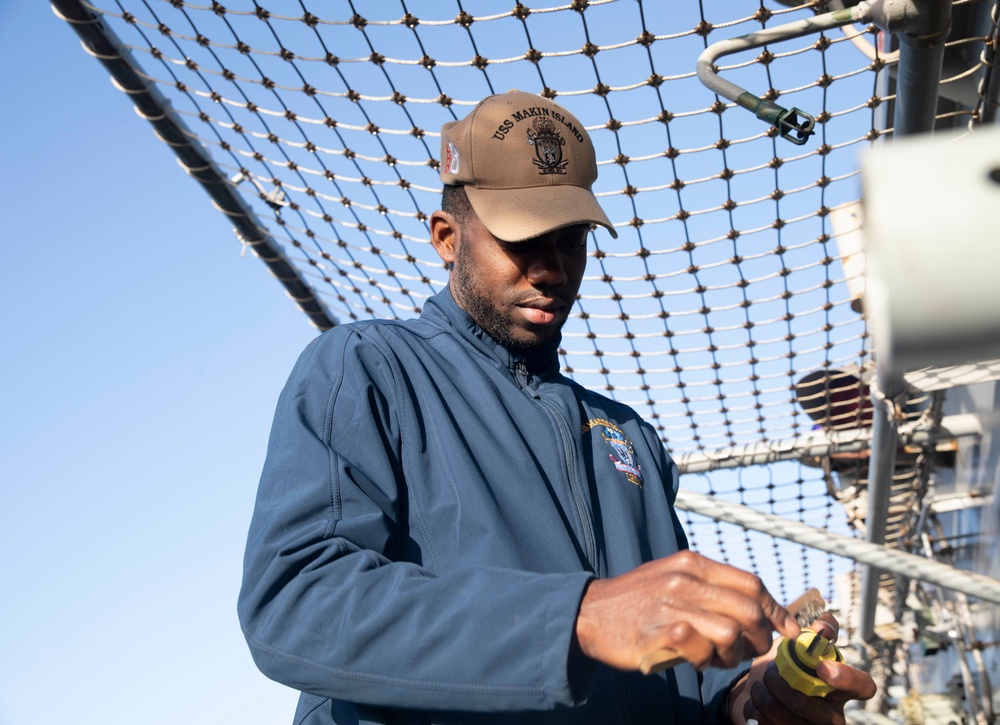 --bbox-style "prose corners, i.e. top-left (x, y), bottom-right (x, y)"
top-left (727, 614), bottom-right (877, 725)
